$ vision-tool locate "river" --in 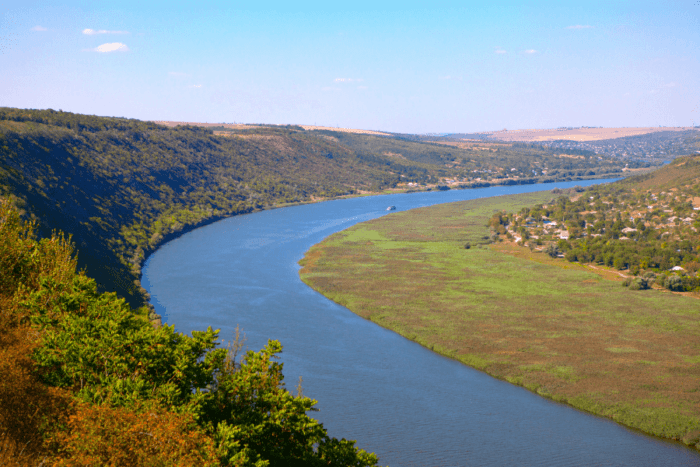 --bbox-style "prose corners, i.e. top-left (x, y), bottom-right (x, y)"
top-left (142, 180), bottom-right (700, 466)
